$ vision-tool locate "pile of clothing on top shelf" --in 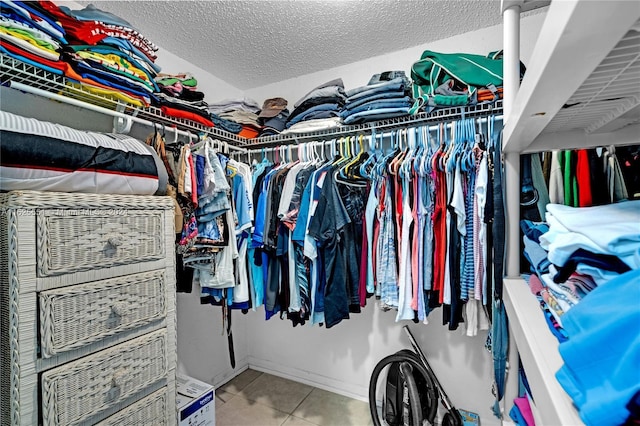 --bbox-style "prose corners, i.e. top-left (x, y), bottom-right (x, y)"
top-left (0, 1), bottom-right (68, 74)
top-left (341, 71), bottom-right (413, 125)
top-left (251, 72), bottom-right (414, 137)
top-left (154, 72), bottom-right (214, 127)
top-left (409, 50), bottom-right (516, 114)
top-left (283, 78), bottom-right (346, 133)
top-left (1, 1), bottom-right (216, 127)
top-left (4, 1), bottom-right (163, 107)
top-left (207, 98), bottom-right (262, 138)
top-left (519, 145), bottom-right (640, 342)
